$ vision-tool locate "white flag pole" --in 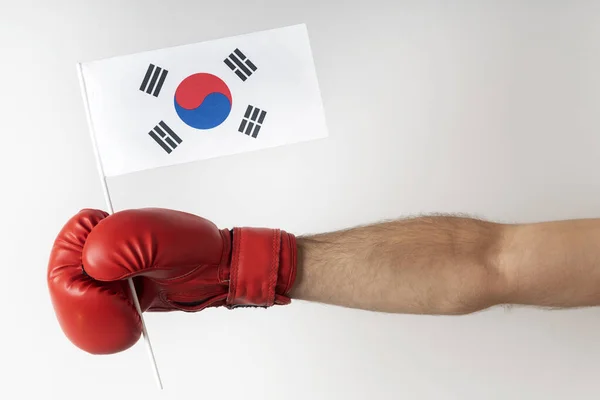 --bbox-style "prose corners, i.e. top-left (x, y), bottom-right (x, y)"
top-left (76, 63), bottom-right (163, 390)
